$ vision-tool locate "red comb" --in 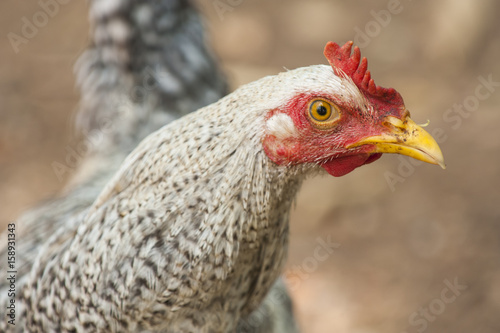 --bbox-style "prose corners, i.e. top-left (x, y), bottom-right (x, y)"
top-left (324, 41), bottom-right (404, 112)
